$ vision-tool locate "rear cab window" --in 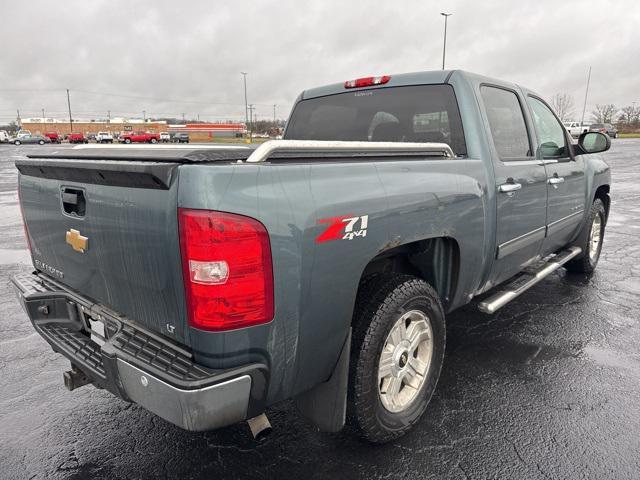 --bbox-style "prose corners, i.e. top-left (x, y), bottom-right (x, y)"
top-left (285, 84), bottom-right (467, 157)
